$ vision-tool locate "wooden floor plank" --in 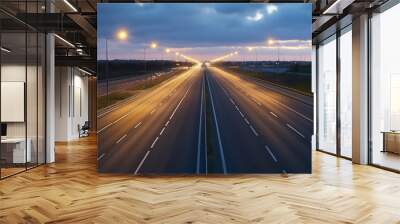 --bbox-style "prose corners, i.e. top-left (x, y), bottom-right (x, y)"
top-left (0, 135), bottom-right (399, 223)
